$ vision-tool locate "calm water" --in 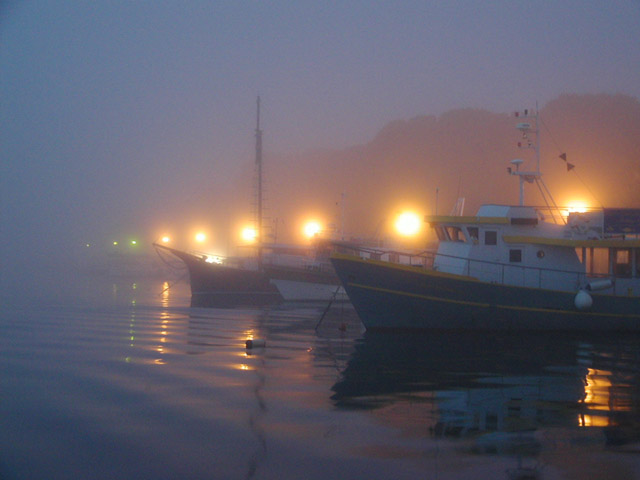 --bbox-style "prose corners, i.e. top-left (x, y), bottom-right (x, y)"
top-left (2, 272), bottom-right (640, 479)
